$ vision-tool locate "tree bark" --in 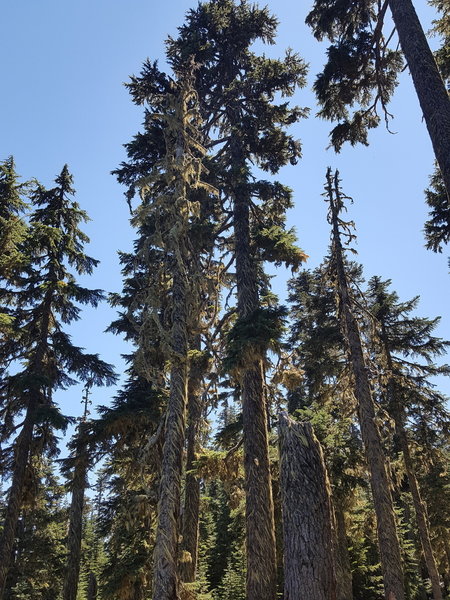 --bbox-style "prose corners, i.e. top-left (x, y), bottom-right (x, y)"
top-left (179, 337), bottom-right (203, 583)
top-left (0, 401), bottom-right (35, 599)
top-left (87, 572), bottom-right (98, 600)
top-left (388, 0), bottom-right (450, 202)
top-left (334, 504), bottom-right (354, 600)
top-left (233, 167), bottom-right (277, 600)
top-left (151, 261), bottom-right (189, 600)
top-left (62, 431), bottom-right (89, 600)
top-left (397, 421), bottom-right (443, 600)
top-left (327, 170), bottom-right (405, 600)
top-left (278, 414), bottom-right (337, 600)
